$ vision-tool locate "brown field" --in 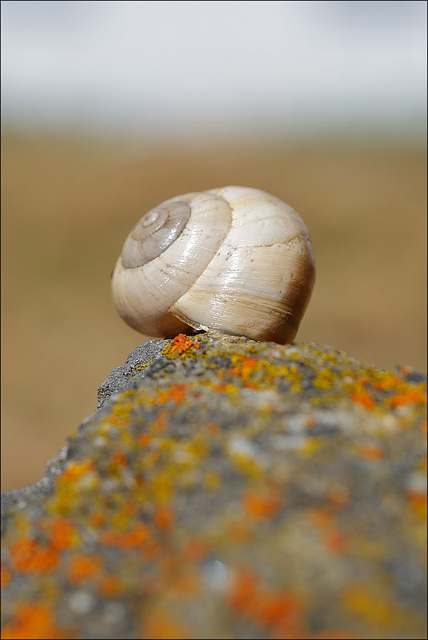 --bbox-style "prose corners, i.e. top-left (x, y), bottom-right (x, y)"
top-left (1, 131), bottom-right (426, 491)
